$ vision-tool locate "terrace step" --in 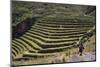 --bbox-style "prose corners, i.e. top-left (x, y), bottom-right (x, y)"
top-left (38, 45), bottom-right (74, 53)
top-left (29, 28), bottom-right (86, 36)
top-left (32, 26), bottom-right (90, 32)
top-left (28, 30), bottom-right (83, 39)
top-left (24, 32), bottom-right (80, 43)
top-left (12, 14), bottom-right (94, 59)
top-left (13, 39), bottom-right (35, 51)
top-left (19, 37), bottom-right (42, 50)
top-left (36, 22), bottom-right (94, 28)
top-left (30, 28), bottom-right (87, 35)
top-left (23, 52), bottom-right (55, 57)
top-left (38, 21), bottom-right (94, 25)
top-left (12, 42), bottom-right (24, 53)
top-left (35, 24), bottom-right (93, 28)
top-left (33, 25), bottom-right (92, 30)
